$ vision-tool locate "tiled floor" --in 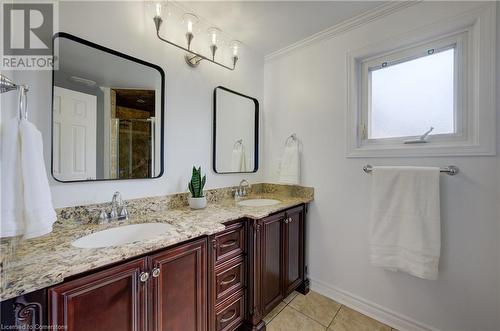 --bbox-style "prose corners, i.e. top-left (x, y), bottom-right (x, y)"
top-left (263, 290), bottom-right (397, 331)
